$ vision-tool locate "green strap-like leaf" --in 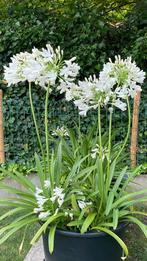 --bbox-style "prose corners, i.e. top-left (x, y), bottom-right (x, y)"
top-left (113, 209), bottom-right (119, 230)
top-left (81, 213), bottom-right (96, 234)
top-left (92, 226), bottom-right (128, 259)
top-left (67, 220), bottom-right (83, 227)
top-left (30, 213), bottom-right (64, 245)
top-left (0, 217), bottom-right (38, 244)
top-left (0, 207), bottom-right (23, 222)
top-left (48, 224), bottom-right (57, 254)
top-left (35, 153), bottom-right (45, 189)
top-left (71, 194), bottom-right (79, 211)
top-left (125, 216), bottom-right (147, 238)
top-left (105, 191), bottom-right (115, 216)
top-left (112, 189), bottom-right (147, 209)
